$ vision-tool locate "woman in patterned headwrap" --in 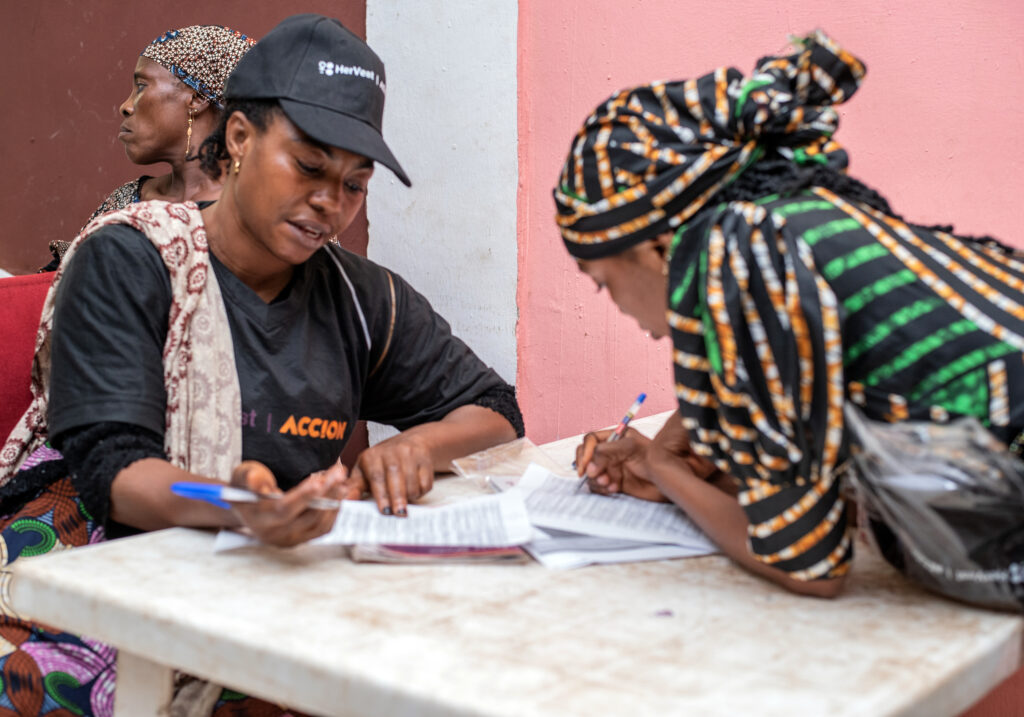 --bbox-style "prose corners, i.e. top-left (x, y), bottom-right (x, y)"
top-left (562, 31), bottom-right (1024, 597)
top-left (44, 25), bottom-right (255, 269)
